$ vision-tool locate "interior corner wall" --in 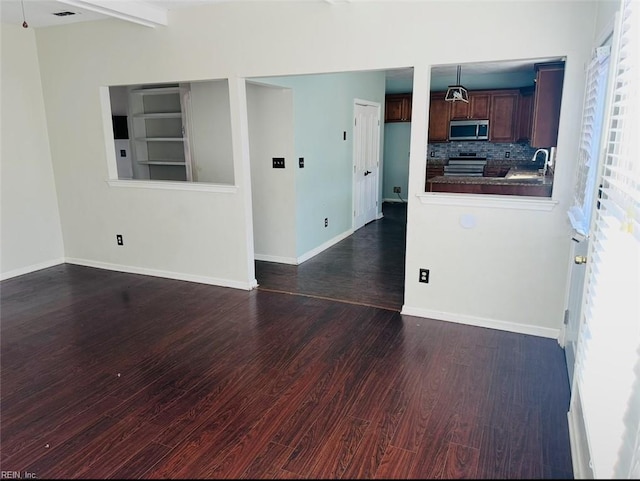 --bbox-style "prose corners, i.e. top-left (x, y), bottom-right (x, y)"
top-left (247, 82), bottom-right (297, 263)
top-left (256, 71), bottom-right (385, 258)
top-left (1, 25), bottom-right (65, 280)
